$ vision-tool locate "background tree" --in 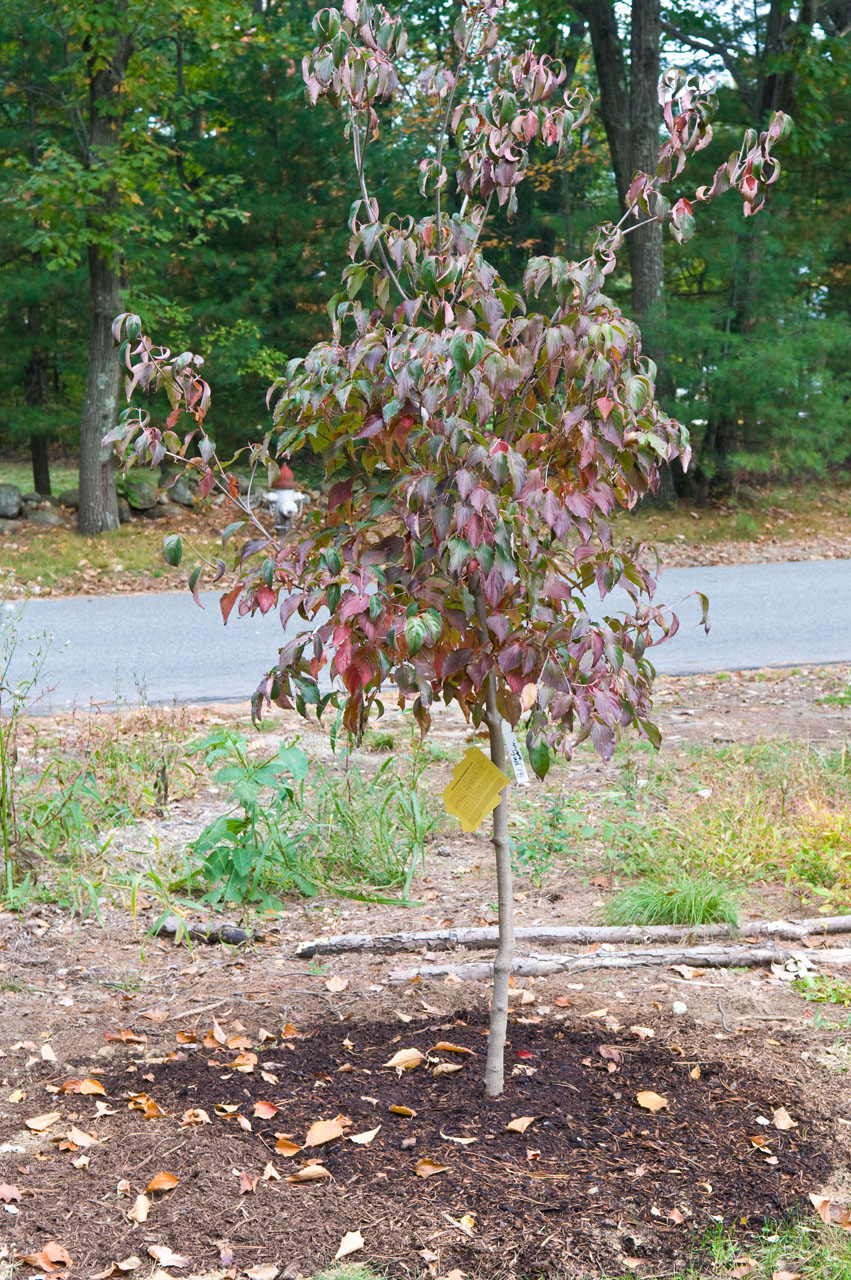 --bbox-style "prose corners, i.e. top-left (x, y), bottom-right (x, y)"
top-left (111, 0), bottom-right (785, 1094)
